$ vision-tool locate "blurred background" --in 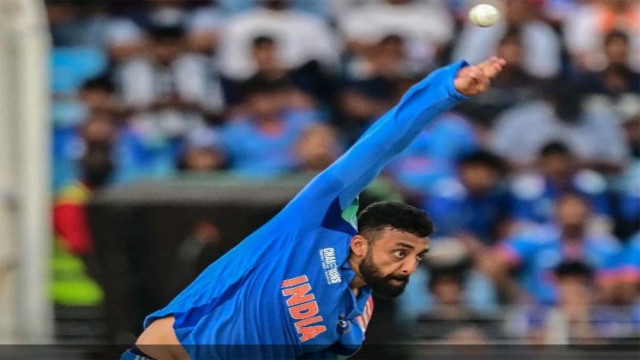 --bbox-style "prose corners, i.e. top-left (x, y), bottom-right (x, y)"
top-left (0, 0), bottom-right (638, 358)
